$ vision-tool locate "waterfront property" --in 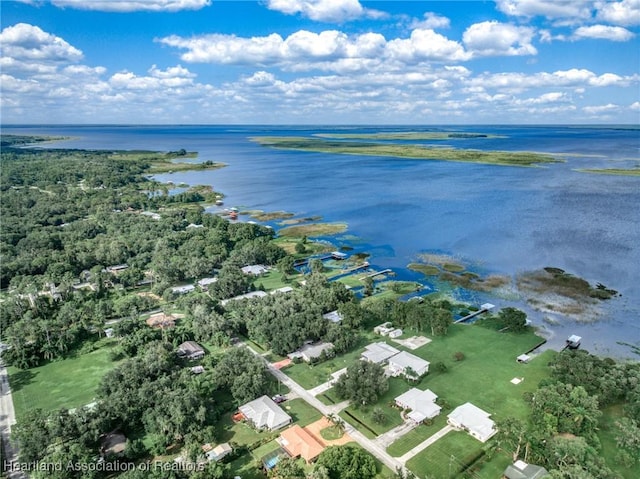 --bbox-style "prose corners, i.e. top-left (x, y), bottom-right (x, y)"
top-left (388, 351), bottom-right (430, 378)
top-left (277, 424), bottom-right (325, 464)
top-left (238, 395), bottom-right (292, 431)
top-left (361, 342), bottom-right (401, 364)
top-left (171, 284), bottom-right (195, 295)
top-left (395, 388), bottom-right (441, 423)
top-left (447, 402), bottom-right (497, 442)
